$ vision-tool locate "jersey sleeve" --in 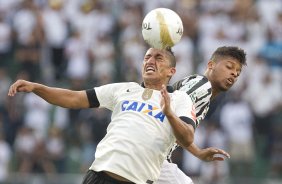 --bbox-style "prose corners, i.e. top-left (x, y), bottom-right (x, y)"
top-left (173, 75), bottom-right (212, 127)
top-left (94, 83), bottom-right (126, 111)
top-left (174, 91), bottom-right (197, 128)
